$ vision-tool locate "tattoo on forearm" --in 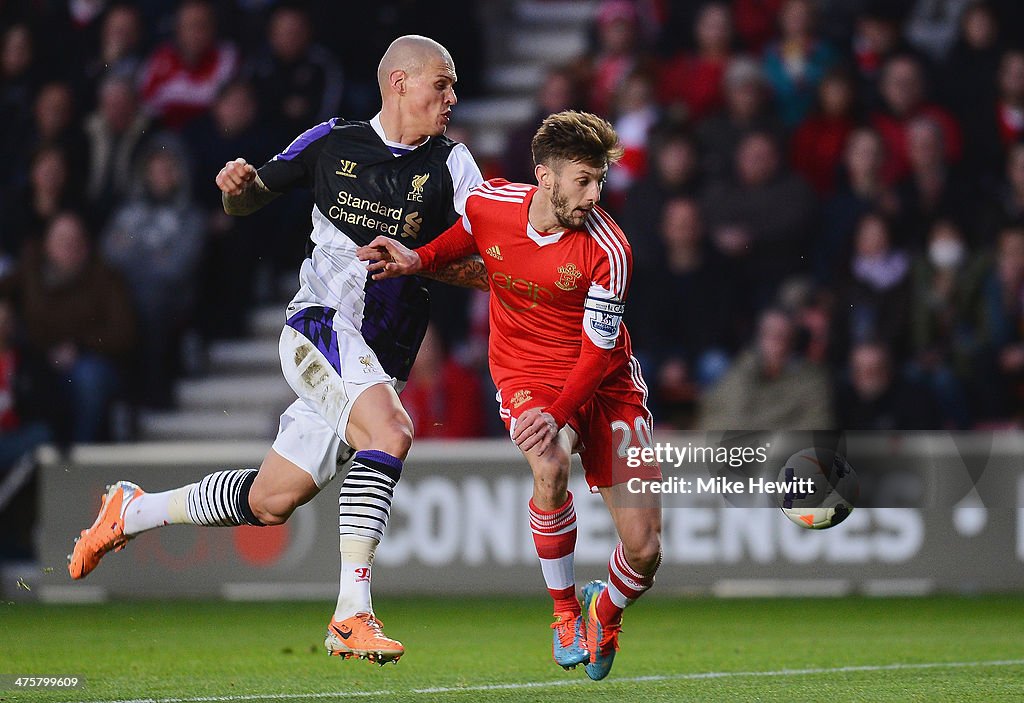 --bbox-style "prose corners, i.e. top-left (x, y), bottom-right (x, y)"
top-left (222, 176), bottom-right (280, 216)
top-left (422, 255), bottom-right (489, 291)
